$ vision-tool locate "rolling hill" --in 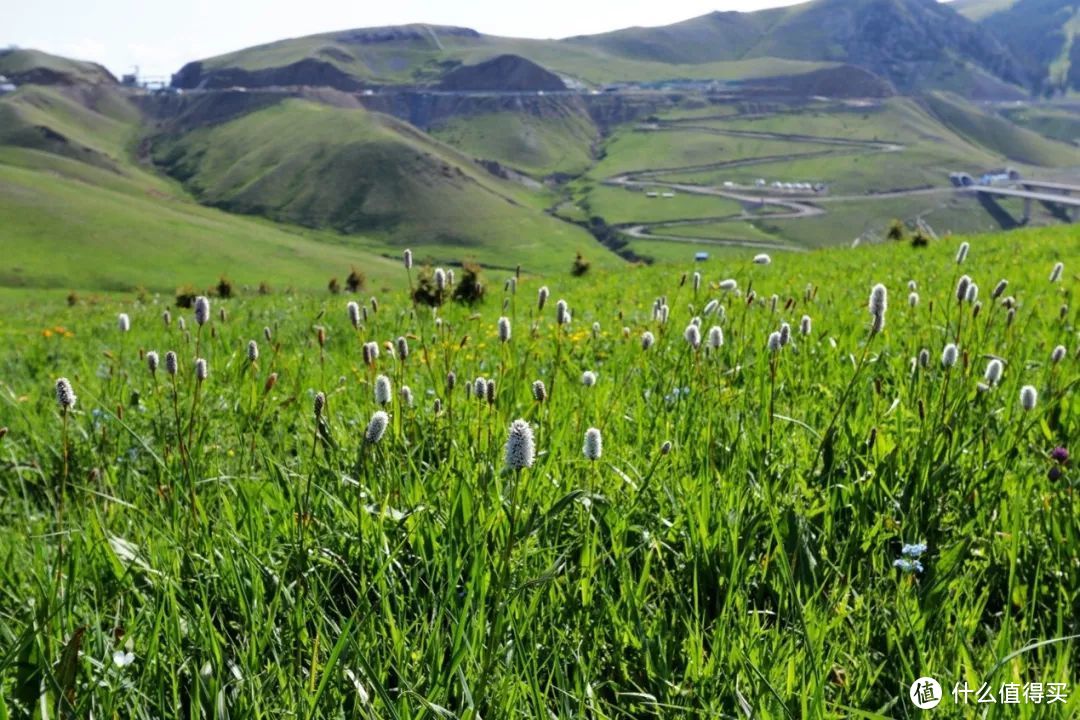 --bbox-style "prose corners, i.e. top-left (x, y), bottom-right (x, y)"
top-left (0, 50), bottom-right (617, 292)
